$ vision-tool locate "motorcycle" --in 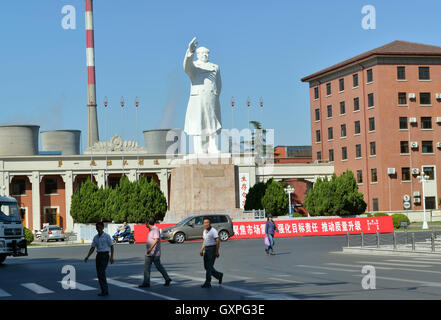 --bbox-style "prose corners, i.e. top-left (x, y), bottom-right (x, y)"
top-left (112, 229), bottom-right (135, 244)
